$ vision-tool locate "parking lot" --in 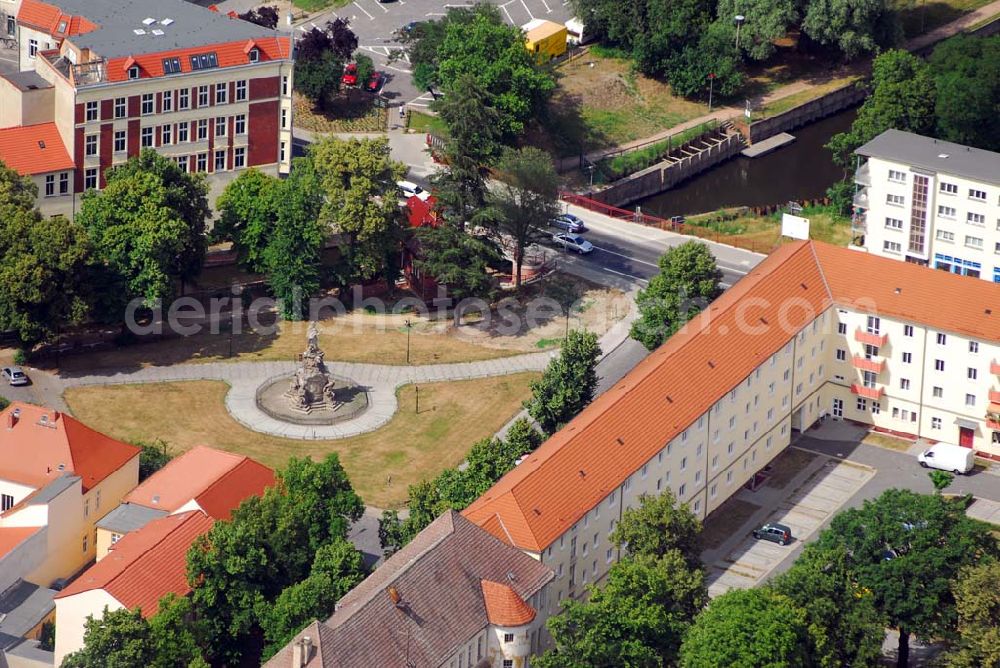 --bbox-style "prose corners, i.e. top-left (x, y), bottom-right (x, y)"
top-left (700, 446), bottom-right (876, 598)
top-left (298, 0), bottom-right (574, 106)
